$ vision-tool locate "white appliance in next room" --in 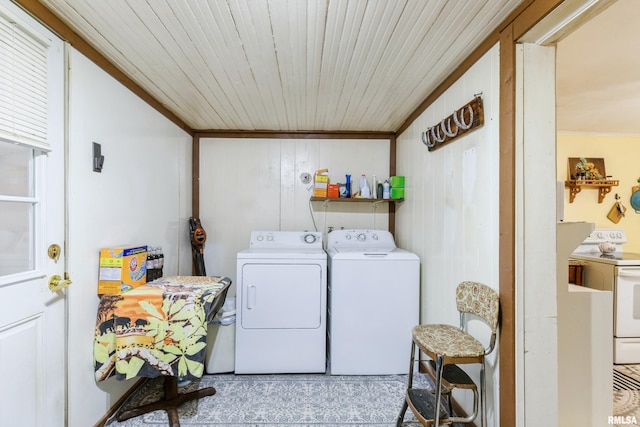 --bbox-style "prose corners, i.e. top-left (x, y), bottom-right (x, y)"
top-left (571, 228), bottom-right (640, 364)
top-left (235, 231), bottom-right (327, 374)
top-left (327, 229), bottom-right (420, 375)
